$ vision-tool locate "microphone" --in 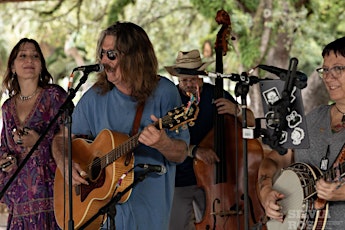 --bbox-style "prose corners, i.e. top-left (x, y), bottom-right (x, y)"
top-left (257, 64), bottom-right (307, 88)
top-left (208, 72), bottom-right (260, 85)
top-left (73, 64), bottom-right (104, 73)
top-left (137, 164), bottom-right (167, 175)
top-left (207, 72), bottom-right (240, 79)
